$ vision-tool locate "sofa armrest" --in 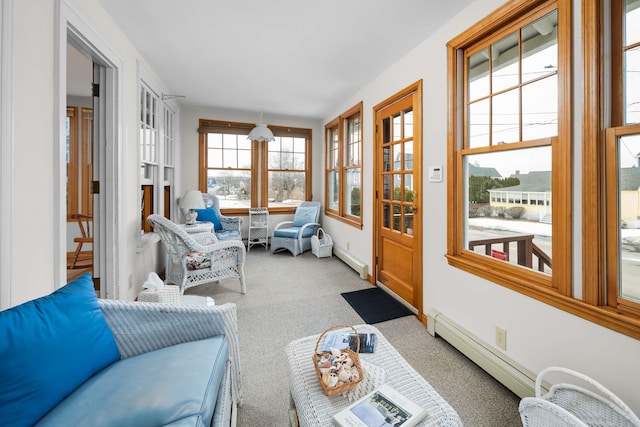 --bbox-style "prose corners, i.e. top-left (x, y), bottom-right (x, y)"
top-left (98, 300), bottom-right (243, 406)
